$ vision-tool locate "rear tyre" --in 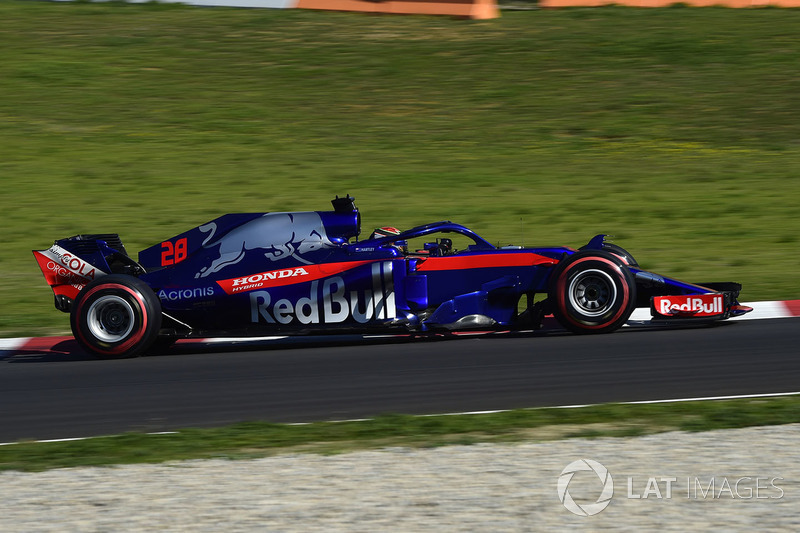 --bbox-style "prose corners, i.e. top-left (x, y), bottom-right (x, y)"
top-left (549, 251), bottom-right (636, 334)
top-left (71, 274), bottom-right (162, 359)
